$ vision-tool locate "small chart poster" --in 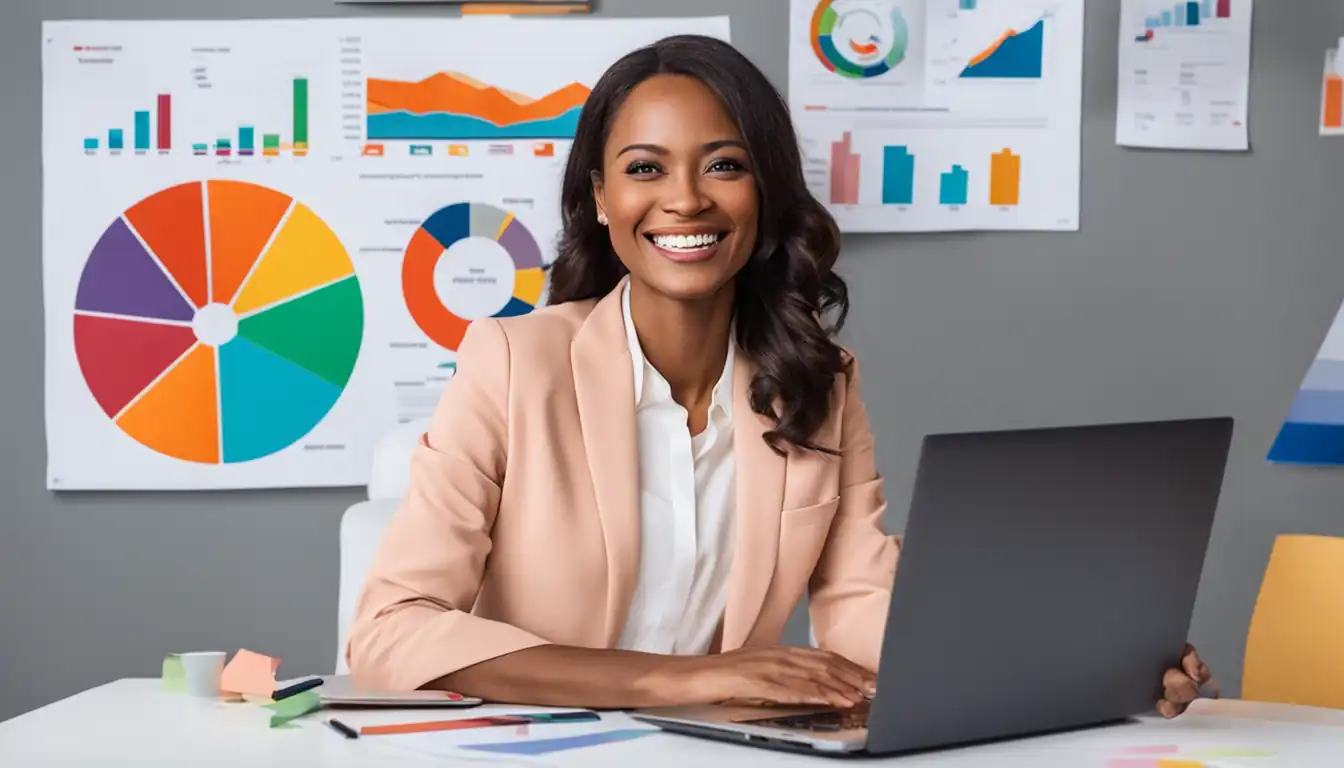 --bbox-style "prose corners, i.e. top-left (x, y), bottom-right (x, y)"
top-left (788, 0), bottom-right (1084, 233)
top-left (41, 16), bottom-right (730, 490)
top-left (1116, 0), bottom-right (1253, 151)
top-left (1268, 300), bottom-right (1344, 466)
